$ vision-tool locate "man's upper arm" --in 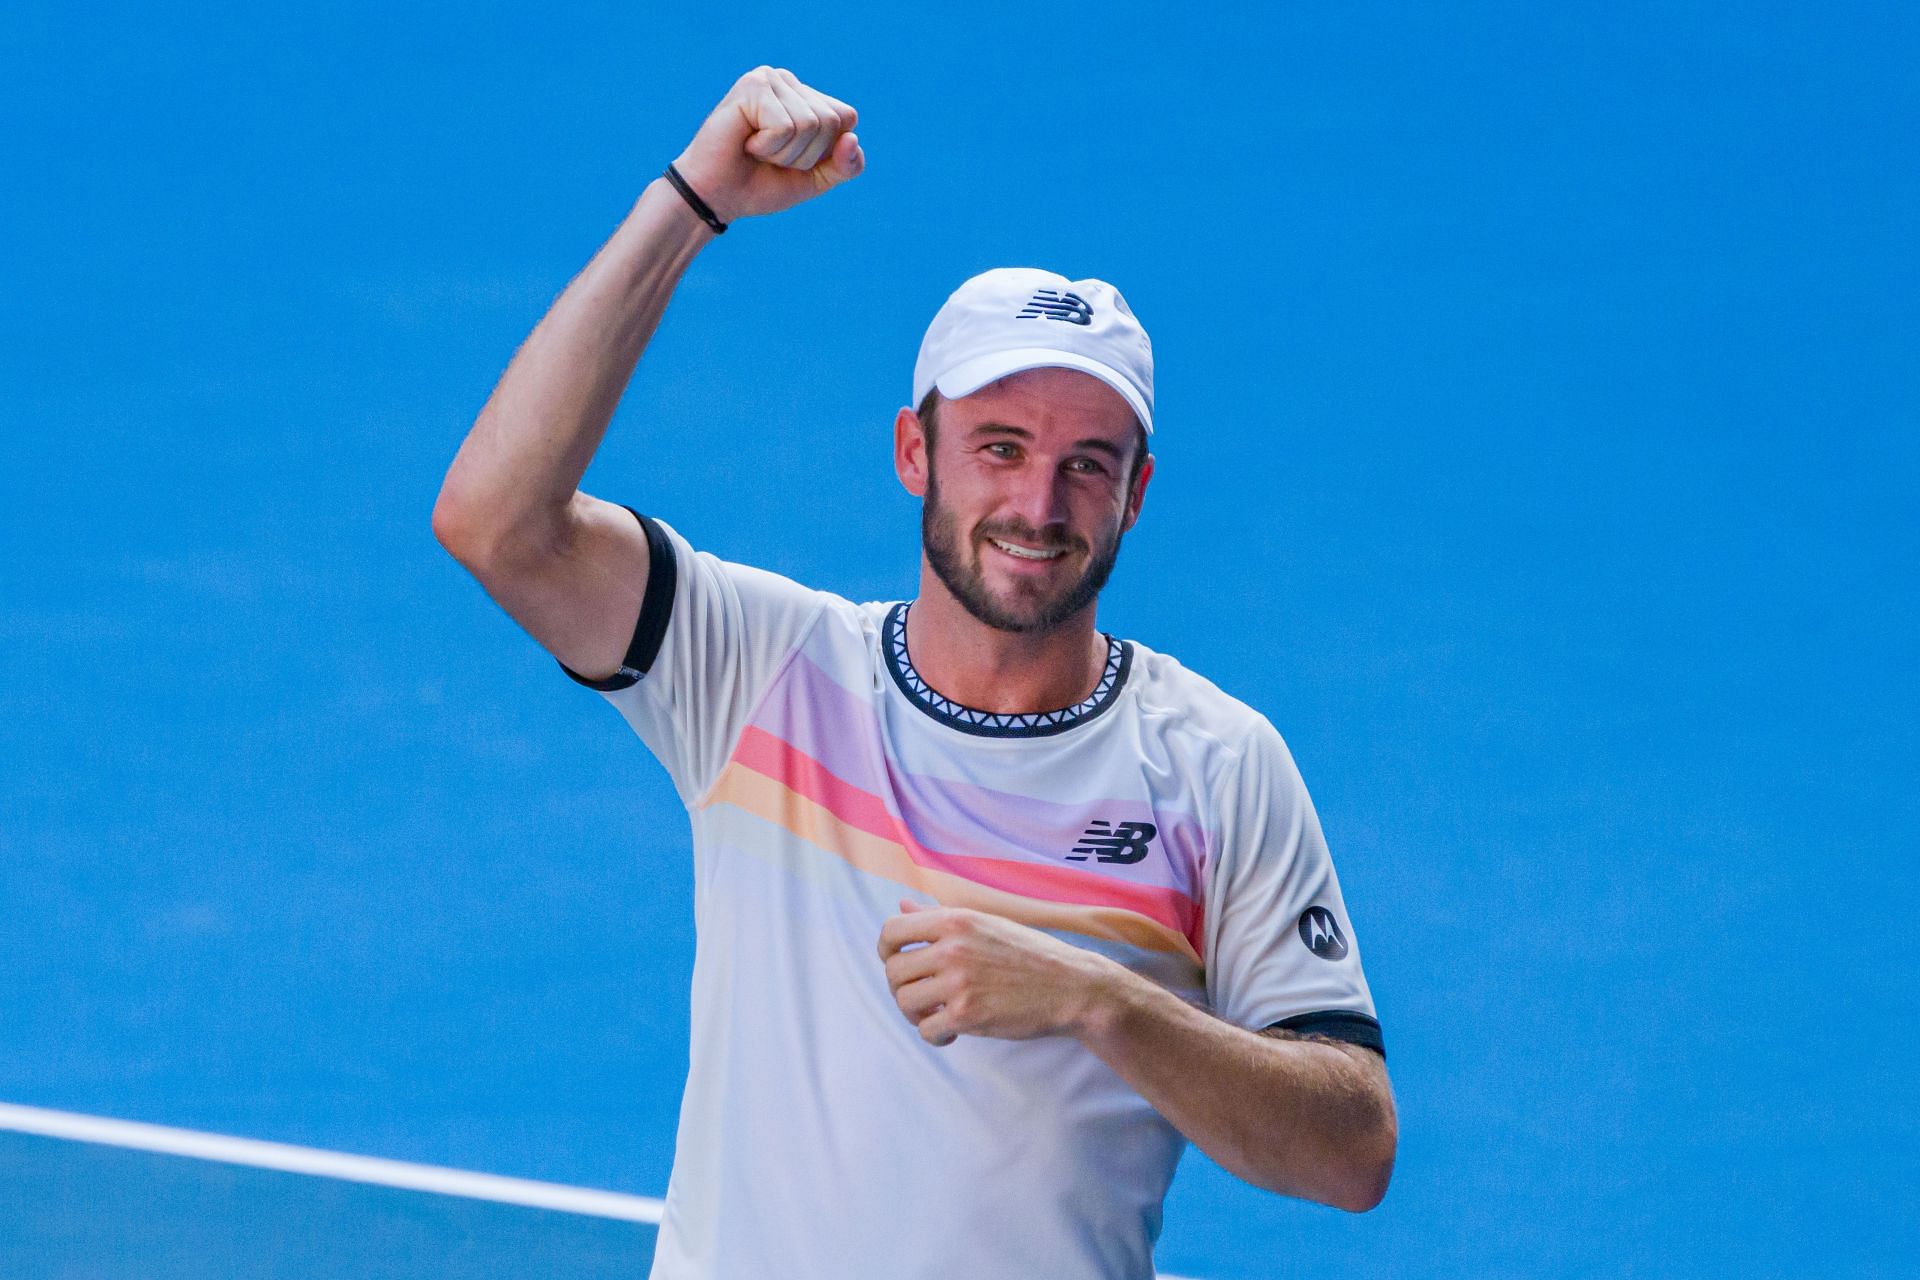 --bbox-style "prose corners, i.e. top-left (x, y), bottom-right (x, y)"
top-left (518, 509), bottom-right (832, 806)
top-left (447, 487), bottom-right (834, 807)
top-left (456, 492), bottom-right (654, 683)
top-left (1259, 1022), bottom-right (1388, 1068)
top-left (1202, 719), bottom-right (1385, 1056)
